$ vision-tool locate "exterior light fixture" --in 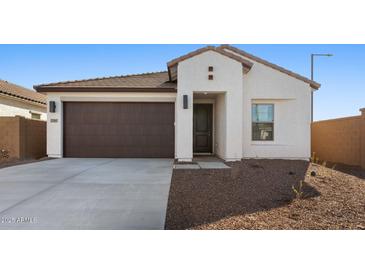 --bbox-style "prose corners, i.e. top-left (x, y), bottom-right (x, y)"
top-left (183, 95), bottom-right (188, 109)
top-left (49, 101), bottom-right (56, 113)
